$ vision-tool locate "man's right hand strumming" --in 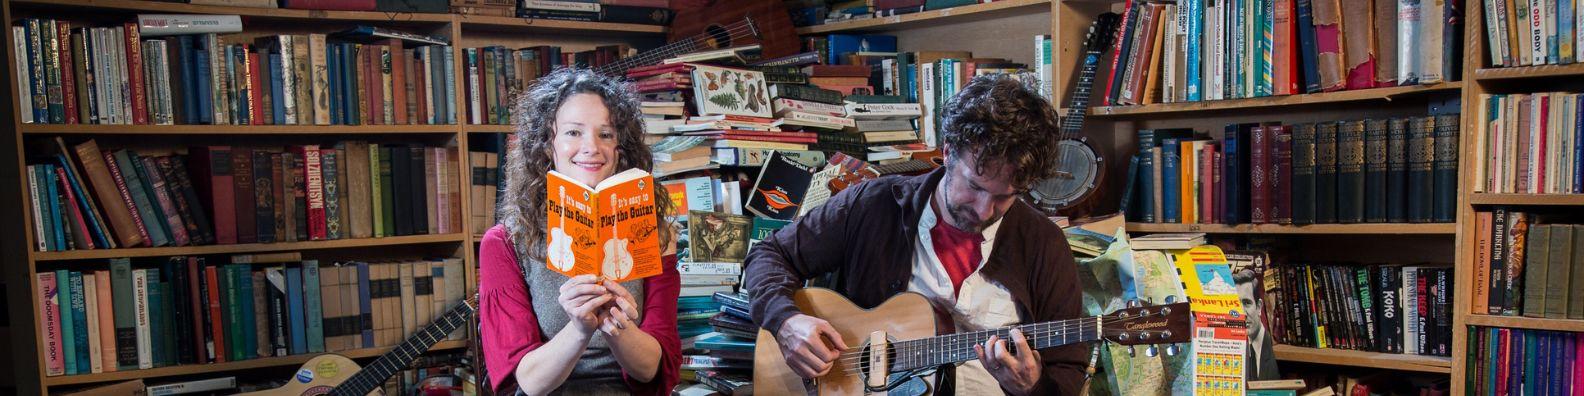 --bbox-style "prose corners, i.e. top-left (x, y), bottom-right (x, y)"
top-left (775, 313), bottom-right (850, 379)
